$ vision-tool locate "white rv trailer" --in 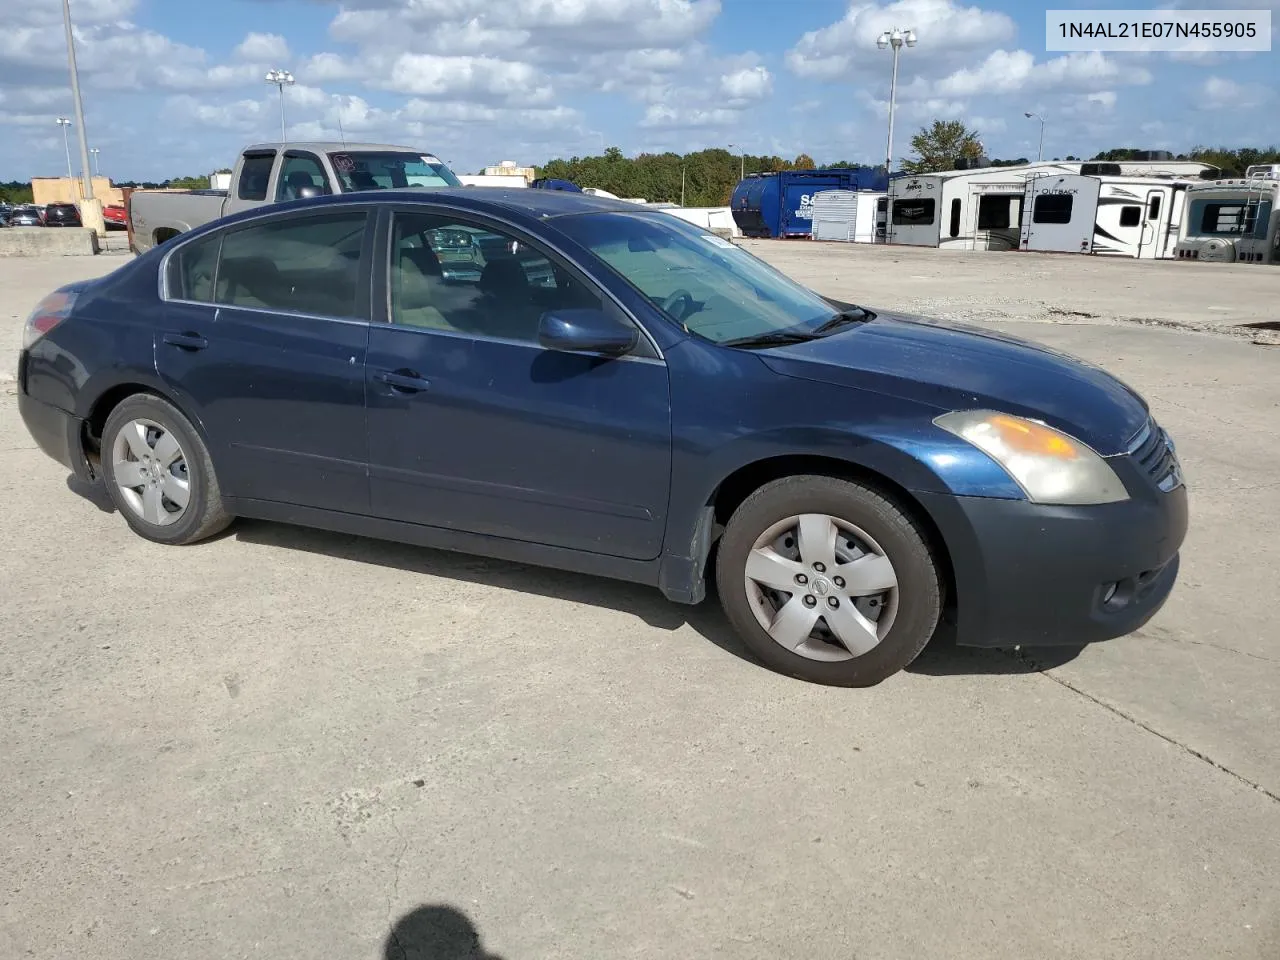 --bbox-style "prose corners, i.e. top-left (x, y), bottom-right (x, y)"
top-left (1174, 167), bottom-right (1280, 265)
top-left (887, 160), bottom-right (1219, 251)
top-left (887, 166), bottom-right (1048, 250)
top-left (811, 189), bottom-right (886, 243)
top-left (1020, 173), bottom-right (1193, 258)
